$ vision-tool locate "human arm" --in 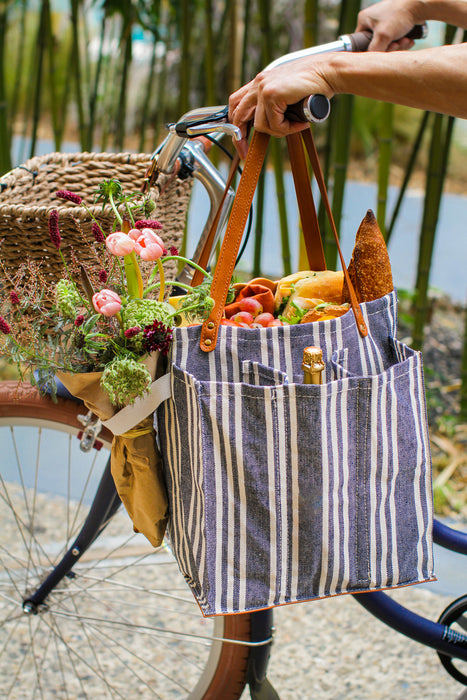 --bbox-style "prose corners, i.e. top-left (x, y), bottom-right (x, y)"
top-left (230, 36), bottom-right (467, 156)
